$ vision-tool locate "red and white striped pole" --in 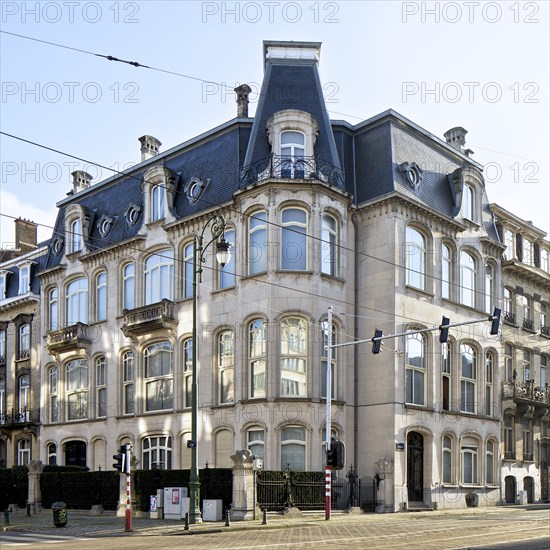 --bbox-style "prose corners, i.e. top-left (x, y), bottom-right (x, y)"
top-left (325, 306), bottom-right (333, 521)
top-left (325, 465), bottom-right (331, 520)
top-left (124, 445), bottom-right (132, 532)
